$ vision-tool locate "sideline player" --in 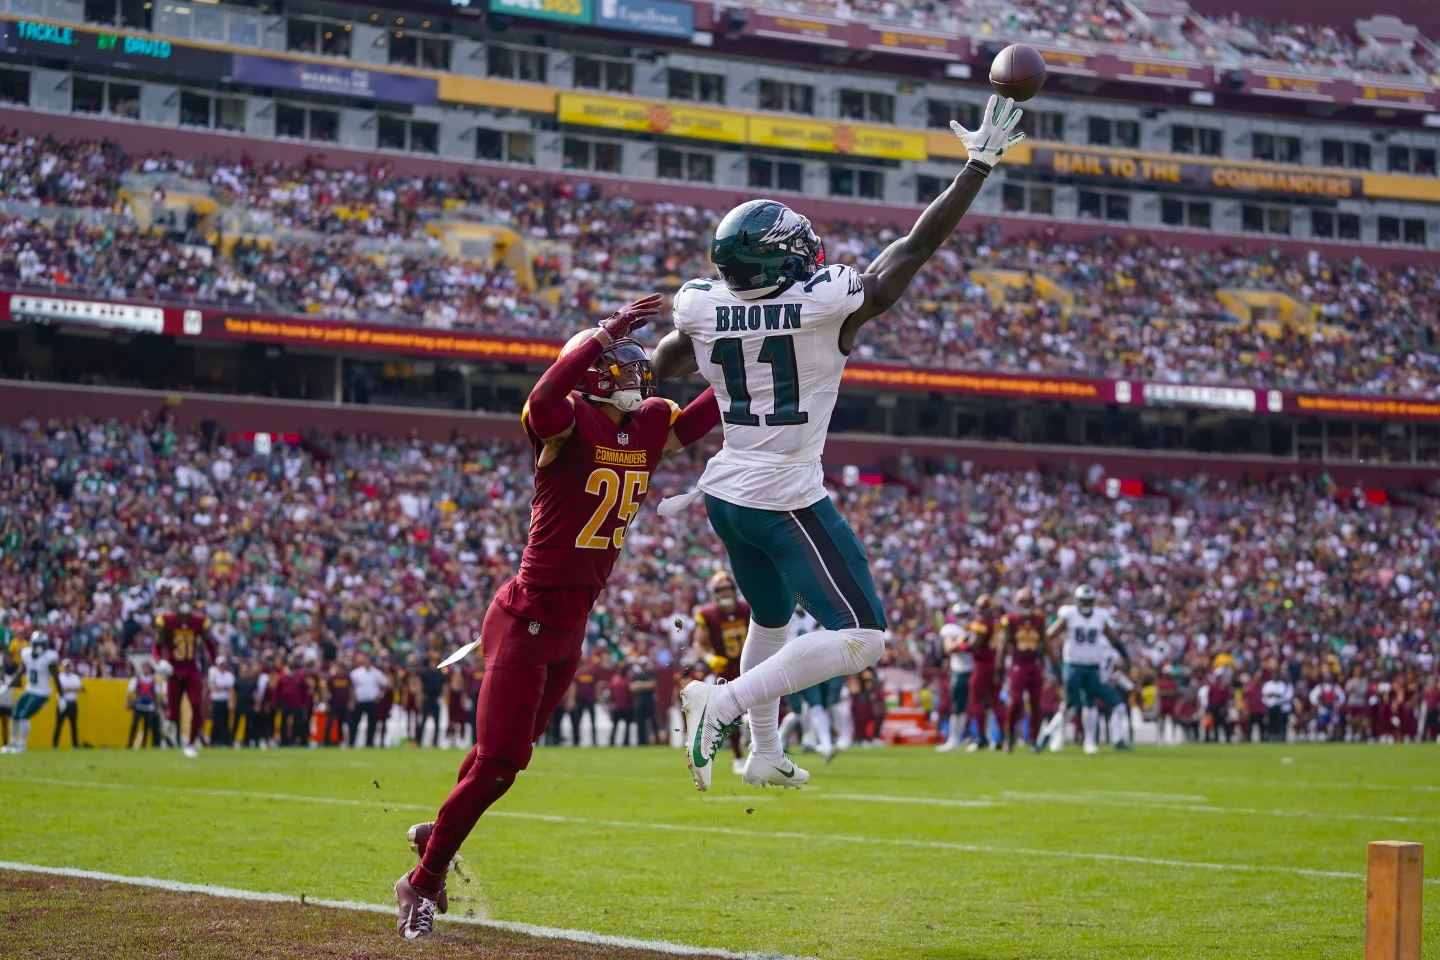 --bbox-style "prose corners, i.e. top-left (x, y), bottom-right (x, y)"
top-left (654, 97), bottom-right (1026, 790)
top-left (155, 595), bottom-right (215, 758)
top-left (395, 295), bottom-right (721, 939)
top-left (965, 596), bottom-right (1002, 751)
top-left (1044, 586), bottom-right (1130, 754)
top-left (997, 588), bottom-right (1046, 753)
top-left (2, 632), bottom-right (59, 754)
top-left (936, 602), bottom-right (973, 752)
top-left (692, 570), bottom-right (751, 774)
